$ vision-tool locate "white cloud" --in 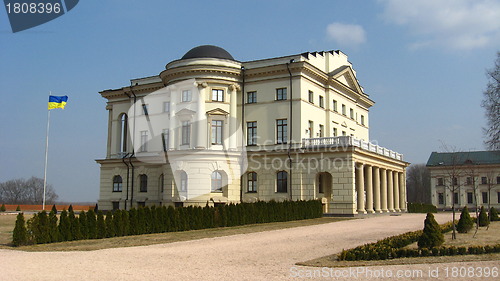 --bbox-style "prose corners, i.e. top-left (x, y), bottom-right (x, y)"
top-left (379, 0), bottom-right (500, 50)
top-left (326, 23), bottom-right (366, 46)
